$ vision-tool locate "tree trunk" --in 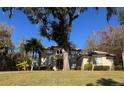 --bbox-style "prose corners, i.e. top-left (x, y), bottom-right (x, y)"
top-left (62, 49), bottom-right (70, 70)
top-left (122, 50), bottom-right (124, 69)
